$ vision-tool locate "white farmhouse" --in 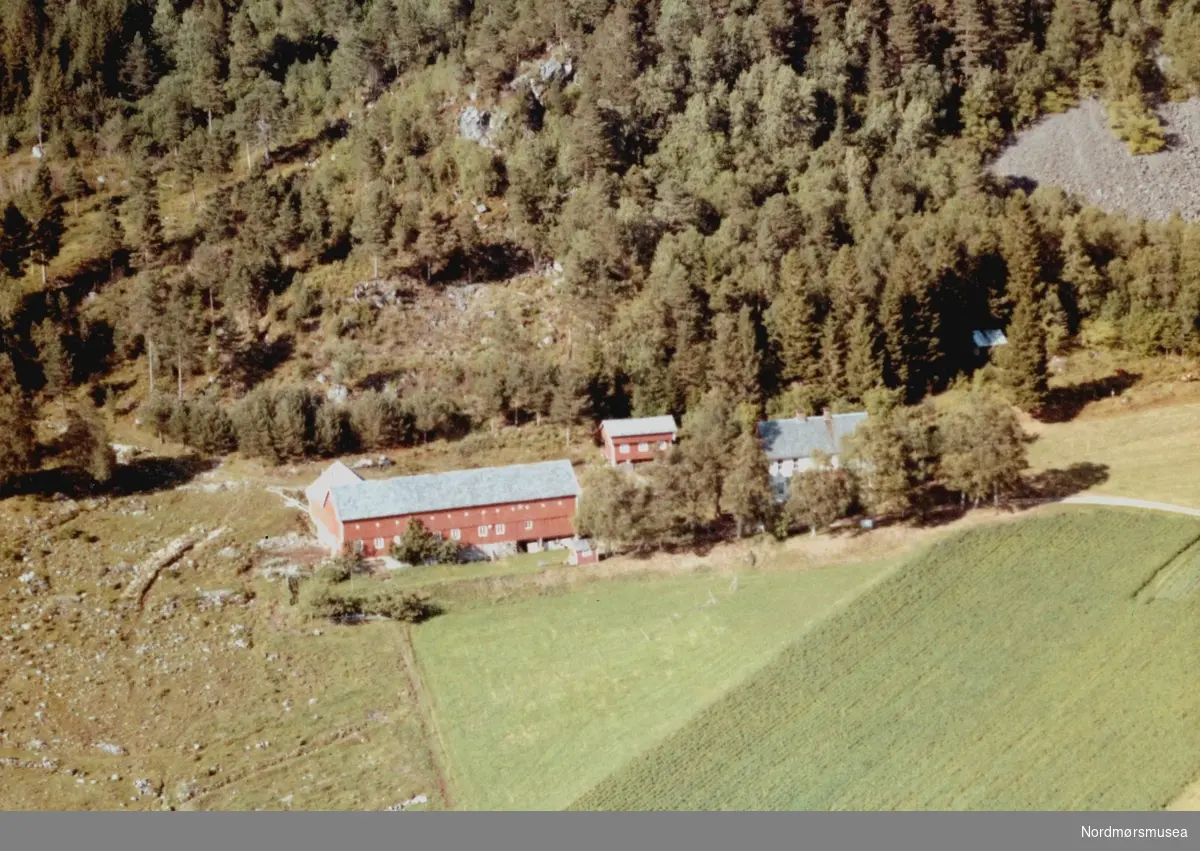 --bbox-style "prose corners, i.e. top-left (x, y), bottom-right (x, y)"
top-left (756, 411), bottom-right (868, 497)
